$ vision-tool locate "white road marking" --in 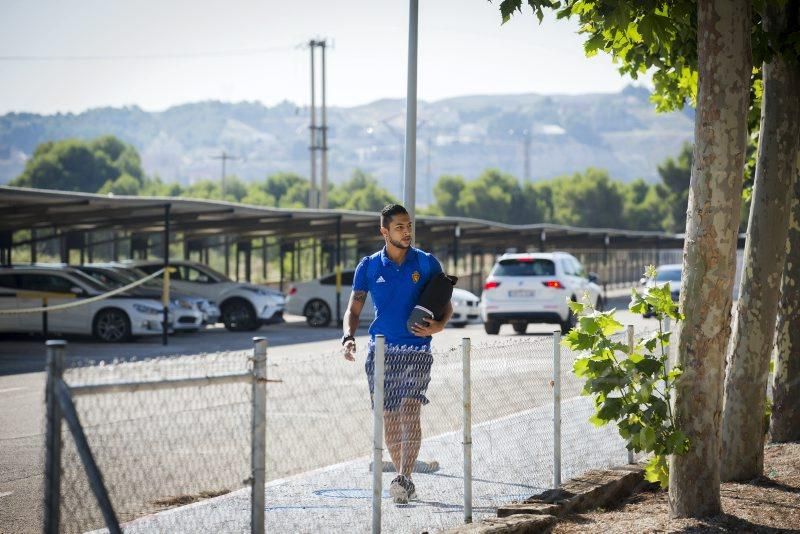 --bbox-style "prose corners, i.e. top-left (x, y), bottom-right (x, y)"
top-left (0, 387), bottom-right (26, 394)
top-left (0, 491), bottom-right (13, 498)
